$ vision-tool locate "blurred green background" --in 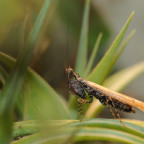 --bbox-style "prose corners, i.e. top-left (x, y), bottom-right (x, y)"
top-left (0, 0), bottom-right (144, 120)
